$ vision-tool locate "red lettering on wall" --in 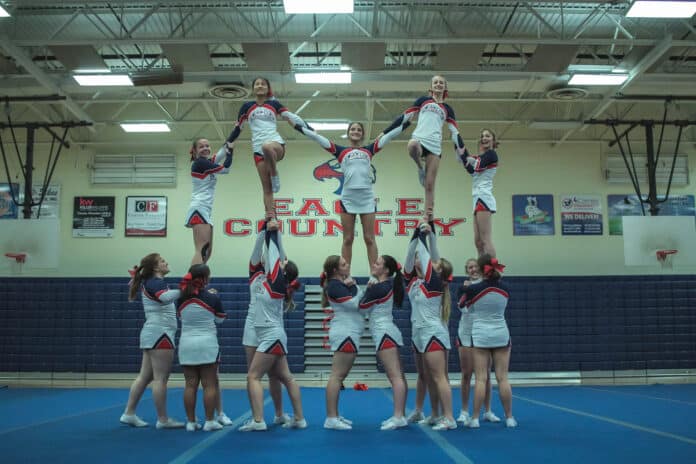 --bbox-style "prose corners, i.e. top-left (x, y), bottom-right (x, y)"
top-left (325, 219), bottom-right (343, 236)
top-left (434, 218), bottom-right (466, 236)
top-left (289, 219), bottom-right (317, 236)
top-left (396, 218), bottom-right (420, 236)
top-left (397, 198), bottom-right (422, 215)
top-left (223, 219), bottom-right (251, 236)
top-left (274, 198), bottom-right (292, 216)
top-left (297, 198), bottom-right (330, 216)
